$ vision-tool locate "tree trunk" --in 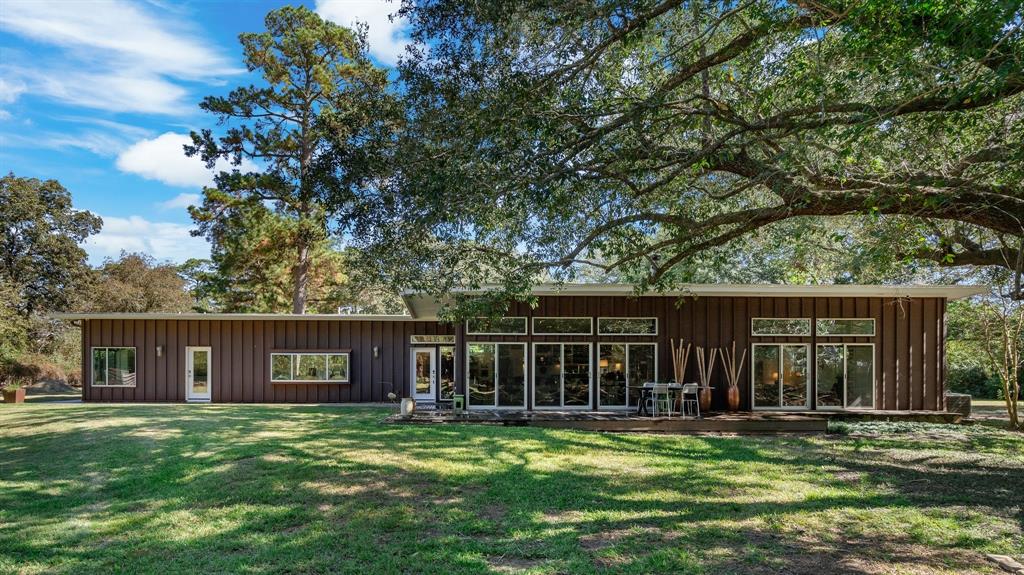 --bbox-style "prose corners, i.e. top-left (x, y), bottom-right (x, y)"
top-left (292, 236), bottom-right (310, 314)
